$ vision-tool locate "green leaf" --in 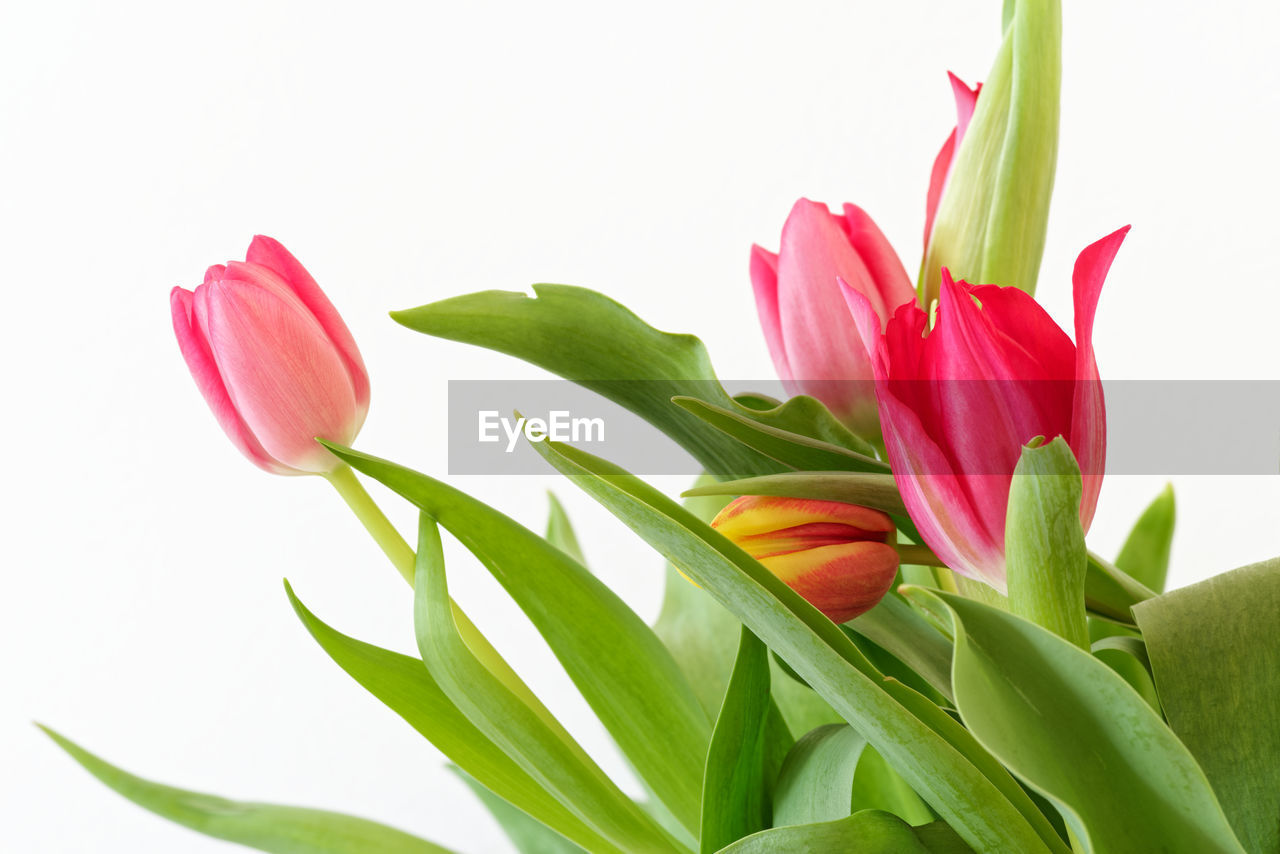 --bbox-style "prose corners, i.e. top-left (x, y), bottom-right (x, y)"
top-left (773, 724), bottom-right (933, 829)
top-left (391, 284), bottom-right (781, 476)
top-left (1115, 484), bottom-right (1175, 594)
top-left (40, 727), bottom-right (455, 854)
top-left (410, 514), bottom-right (684, 854)
top-left (1083, 551), bottom-right (1155, 624)
top-left (683, 472), bottom-right (906, 516)
top-left (671, 397), bottom-right (885, 474)
top-left (1090, 636), bottom-right (1160, 712)
top-left (1005, 437), bottom-right (1088, 649)
top-left (529, 439), bottom-right (1069, 854)
top-left (906, 588), bottom-right (1245, 854)
top-left (452, 768), bottom-right (583, 854)
top-left (846, 593), bottom-right (954, 703)
top-left (324, 443), bottom-right (710, 837)
top-left (720, 810), bottom-right (973, 854)
top-left (545, 491), bottom-right (586, 564)
top-left (285, 584), bottom-right (613, 852)
top-left (700, 628), bottom-right (780, 853)
top-left (1133, 557), bottom-right (1280, 854)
